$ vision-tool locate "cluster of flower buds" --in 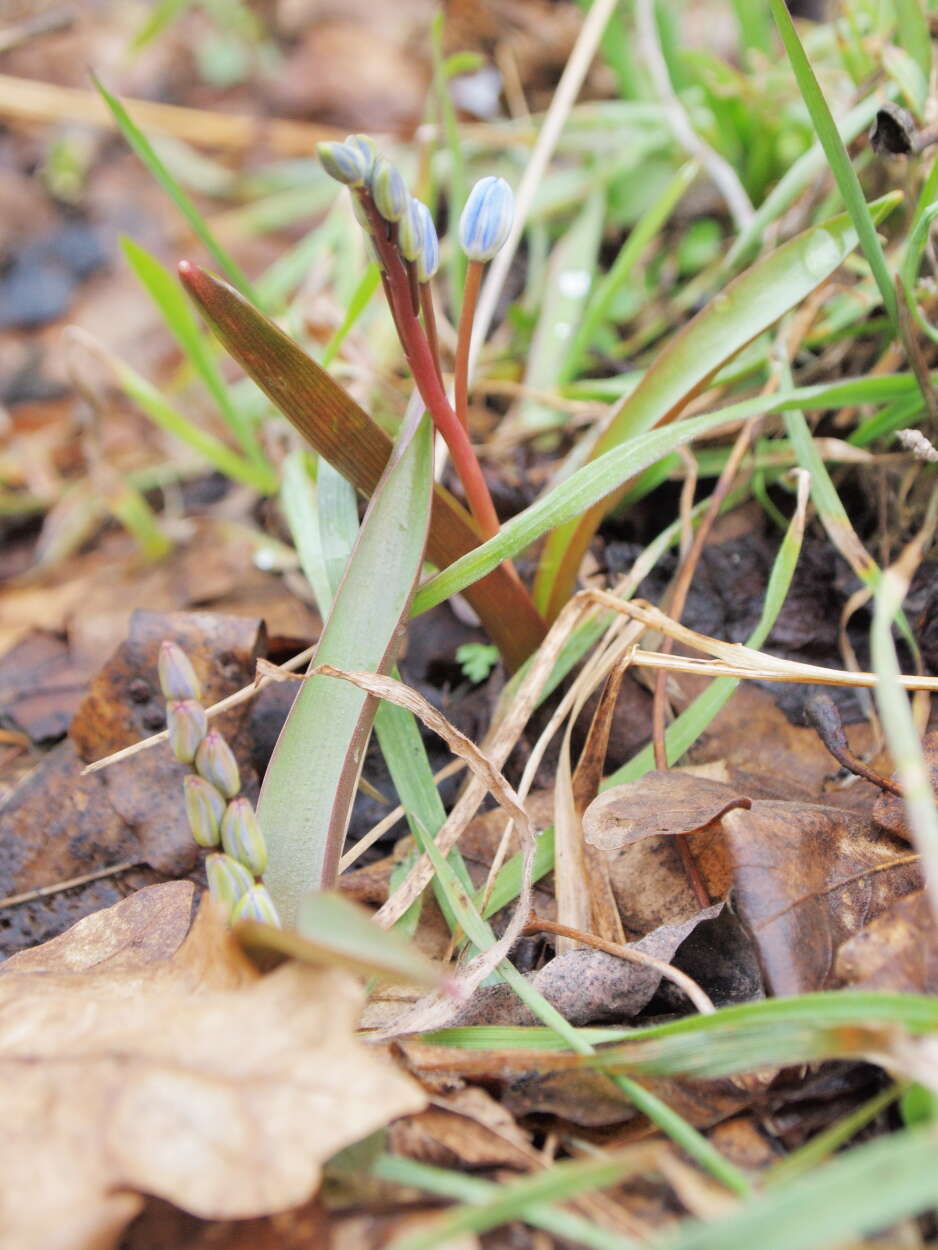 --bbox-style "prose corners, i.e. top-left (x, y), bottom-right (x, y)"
top-left (316, 135), bottom-right (514, 543)
top-left (158, 640), bottom-right (280, 927)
